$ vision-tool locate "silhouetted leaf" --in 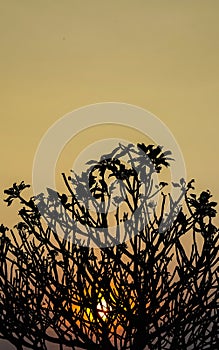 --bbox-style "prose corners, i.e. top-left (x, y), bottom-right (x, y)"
top-left (172, 182), bottom-right (180, 188)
